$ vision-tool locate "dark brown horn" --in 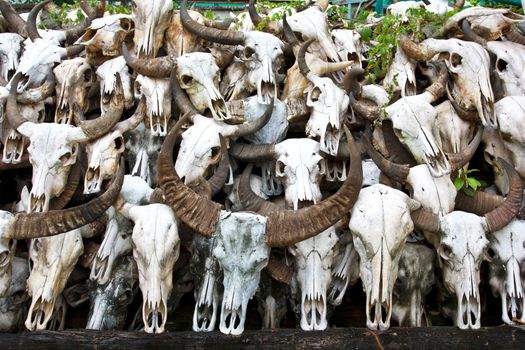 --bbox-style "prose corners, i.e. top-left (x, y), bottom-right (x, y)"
top-left (199, 134), bottom-right (231, 197)
top-left (484, 158), bottom-right (523, 233)
top-left (5, 159), bottom-right (124, 240)
top-left (17, 72), bottom-right (55, 104)
top-left (461, 20), bottom-right (487, 47)
top-left (6, 73), bottom-right (26, 130)
top-left (0, 0), bottom-right (28, 36)
top-left (229, 142), bottom-right (277, 162)
top-left (265, 255), bottom-right (293, 285)
top-left (398, 36), bottom-right (437, 62)
top-left (157, 113), bottom-right (221, 237)
top-left (411, 208), bottom-right (440, 233)
top-left (447, 127), bottom-right (482, 172)
top-left (449, 97), bottom-right (479, 123)
top-left (349, 93), bottom-right (381, 122)
top-left (248, 0), bottom-right (263, 27)
top-left (241, 127), bottom-right (363, 247)
top-left (282, 15), bottom-right (299, 47)
top-left (455, 190), bottom-right (504, 216)
top-left (171, 67), bottom-right (199, 117)
top-left (65, 44), bottom-right (85, 58)
top-left (343, 68), bottom-right (365, 99)
top-left (232, 101), bottom-right (274, 137)
top-left (115, 97), bottom-right (146, 134)
top-left (238, 163), bottom-right (282, 216)
top-left (49, 158), bottom-right (81, 210)
top-left (506, 29), bottom-right (525, 45)
top-left (122, 43), bottom-right (175, 79)
top-left (382, 121), bottom-right (417, 166)
top-left (298, 39), bottom-right (314, 77)
top-left (26, 0), bottom-right (50, 41)
top-left (362, 130), bottom-right (410, 185)
top-left (180, 0), bottom-right (244, 46)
